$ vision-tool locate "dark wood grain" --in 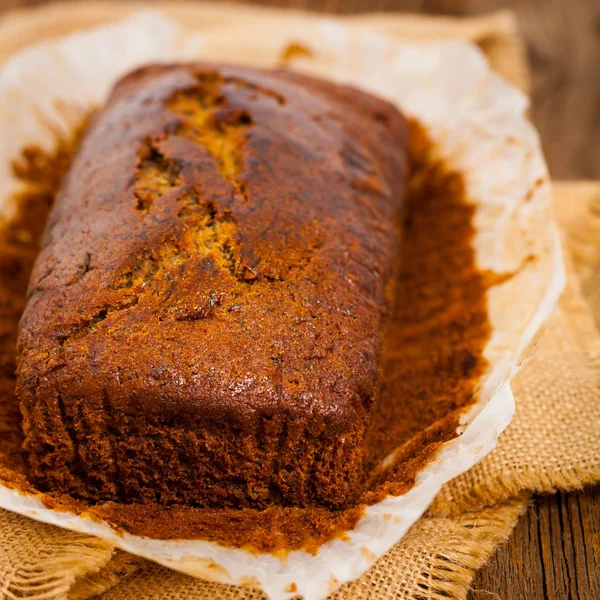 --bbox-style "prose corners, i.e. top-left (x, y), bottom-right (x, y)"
top-left (471, 488), bottom-right (600, 600)
top-left (0, 1), bottom-right (598, 599)
top-left (472, 497), bottom-right (548, 599)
